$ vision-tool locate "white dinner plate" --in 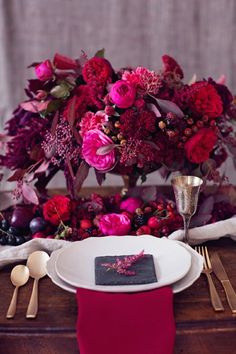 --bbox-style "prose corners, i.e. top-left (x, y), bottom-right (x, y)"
top-left (54, 235), bottom-right (192, 292)
top-left (47, 247), bottom-right (74, 293)
top-left (46, 240), bottom-right (203, 294)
